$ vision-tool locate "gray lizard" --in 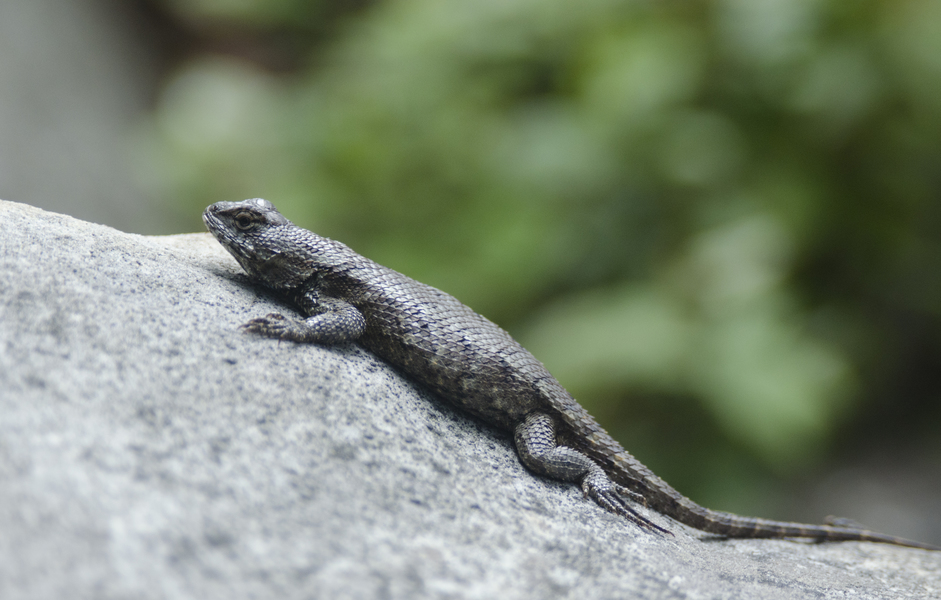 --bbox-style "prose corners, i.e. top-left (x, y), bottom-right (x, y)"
top-left (203, 197), bottom-right (938, 551)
